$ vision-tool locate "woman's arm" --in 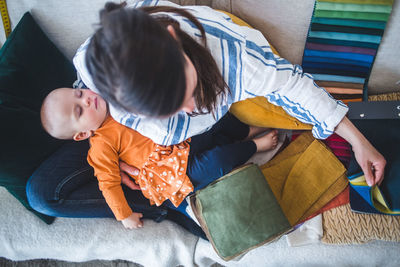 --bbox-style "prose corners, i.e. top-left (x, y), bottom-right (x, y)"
top-left (241, 34), bottom-right (349, 140)
top-left (119, 161), bottom-right (140, 190)
top-left (335, 116), bottom-right (386, 186)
